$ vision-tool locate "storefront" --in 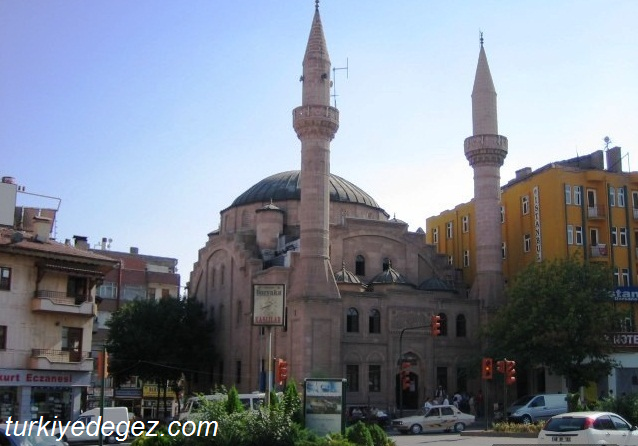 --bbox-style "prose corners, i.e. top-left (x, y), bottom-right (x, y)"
top-left (0, 368), bottom-right (90, 422)
top-left (141, 384), bottom-right (178, 420)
